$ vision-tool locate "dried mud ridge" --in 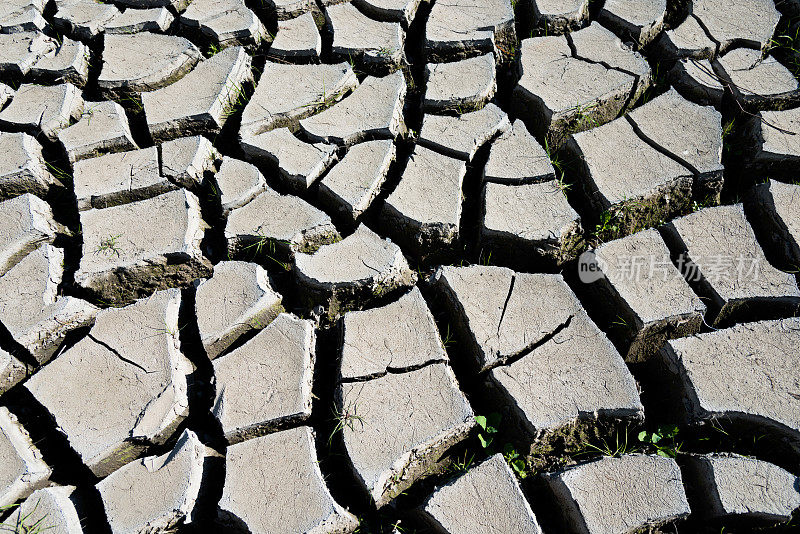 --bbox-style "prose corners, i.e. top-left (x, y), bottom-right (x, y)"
top-left (1, 0), bottom-right (800, 533)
